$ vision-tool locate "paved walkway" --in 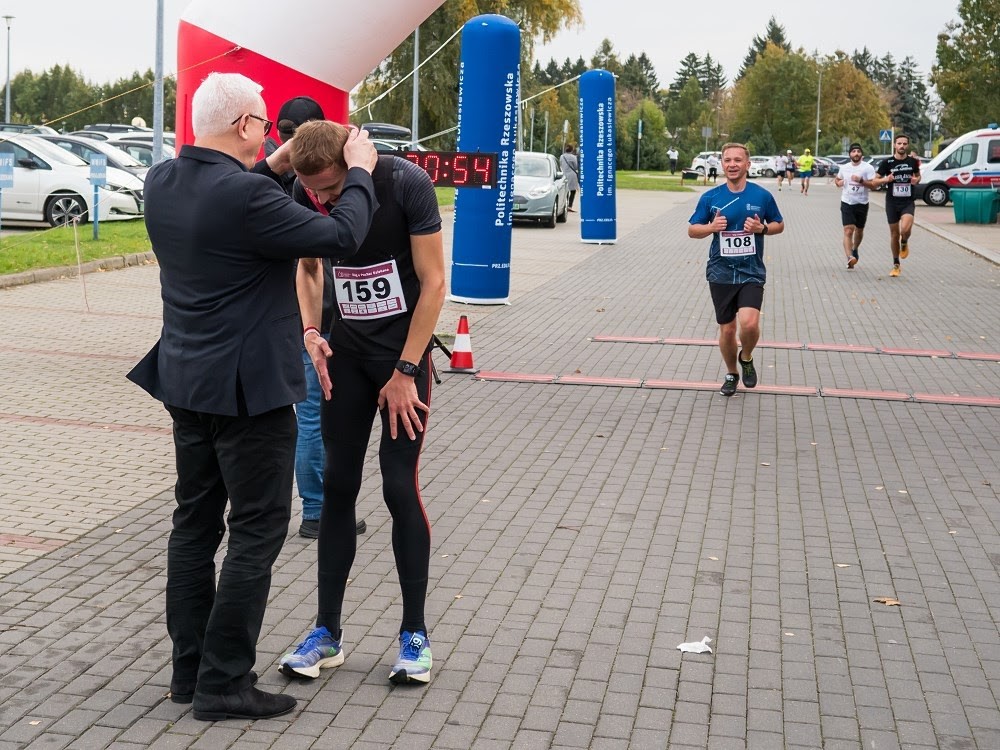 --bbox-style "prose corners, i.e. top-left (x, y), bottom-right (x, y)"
top-left (0, 179), bottom-right (998, 749)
